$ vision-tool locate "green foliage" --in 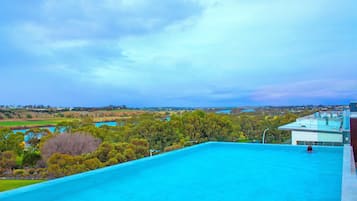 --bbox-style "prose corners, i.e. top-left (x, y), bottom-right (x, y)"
top-left (123, 148), bottom-right (136, 161)
top-left (105, 158), bottom-right (118, 166)
top-left (130, 138), bottom-right (149, 158)
top-left (13, 169), bottom-right (26, 177)
top-left (0, 151), bottom-right (17, 169)
top-left (83, 158), bottom-right (102, 170)
top-left (55, 120), bottom-right (81, 133)
top-left (25, 128), bottom-right (51, 150)
top-left (0, 128), bottom-right (24, 154)
top-left (115, 153), bottom-right (126, 163)
top-left (95, 142), bottom-right (114, 163)
top-left (47, 153), bottom-right (86, 178)
top-left (164, 144), bottom-right (182, 152)
top-left (230, 113), bottom-right (297, 143)
top-left (22, 151), bottom-right (41, 167)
